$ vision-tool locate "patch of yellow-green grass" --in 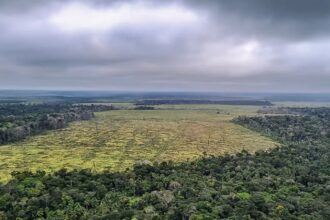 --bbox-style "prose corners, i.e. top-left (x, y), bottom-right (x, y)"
top-left (0, 107), bottom-right (278, 182)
